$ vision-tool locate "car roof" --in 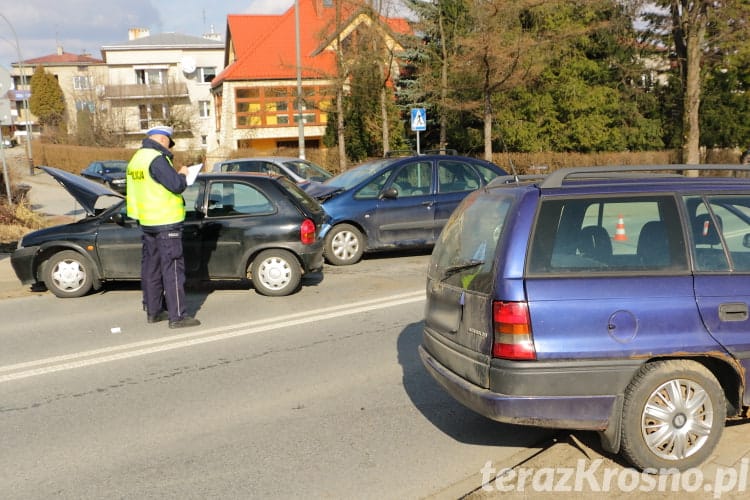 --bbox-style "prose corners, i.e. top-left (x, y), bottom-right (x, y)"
top-left (489, 164), bottom-right (750, 192)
